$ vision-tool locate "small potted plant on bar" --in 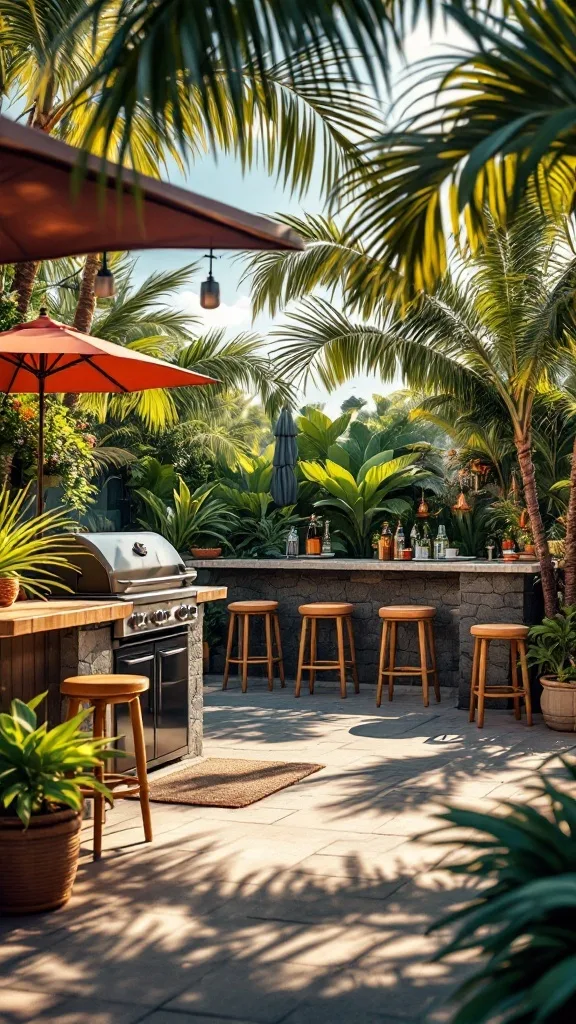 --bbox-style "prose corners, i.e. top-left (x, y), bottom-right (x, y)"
top-left (0, 693), bottom-right (116, 913)
top-left (527, 606), bottom-right (576, 731)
